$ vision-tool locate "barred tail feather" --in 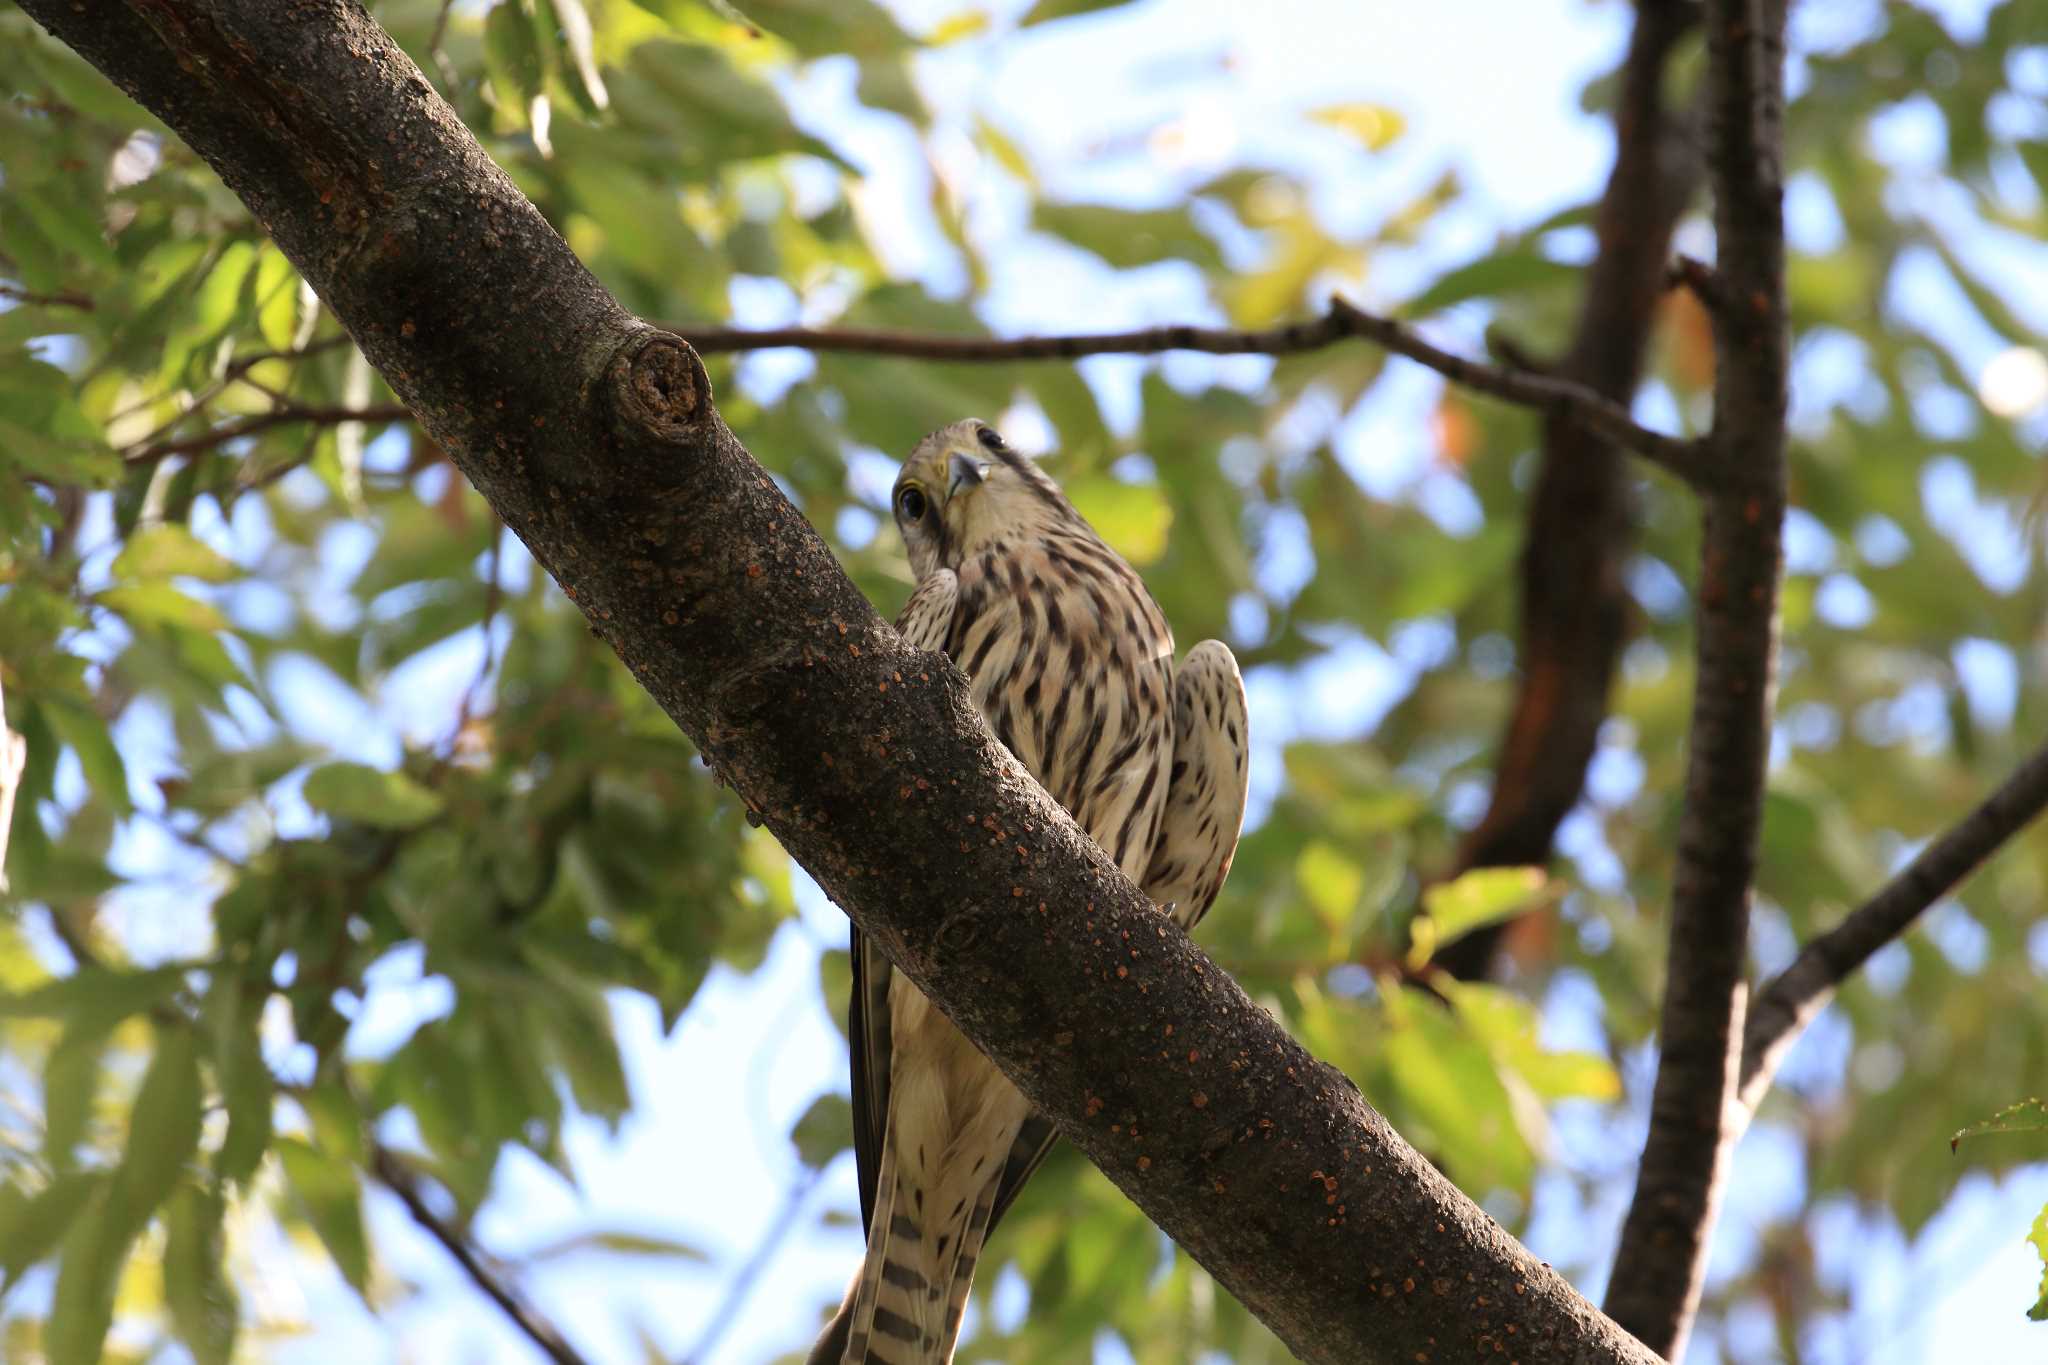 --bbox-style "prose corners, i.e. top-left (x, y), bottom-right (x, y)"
top-left (842, 1129), bottom-right (931, 1363)
top-left (819, 1120), bottom-right (999, 1364)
